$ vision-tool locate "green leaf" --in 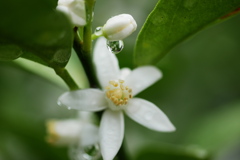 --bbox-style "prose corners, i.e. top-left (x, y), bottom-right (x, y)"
top-left (134, 0), bottom-right (240, 66)
top-left (14, 50), bottom-right (89, 89)
top-left (0, 0), bottom-right (73, 68)
top-left (184, 101), bottom-right (240, 152)
top-left (135, 144), bottom-right (211, 160)
top-left (0, 43), bottom-right (23, 61)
